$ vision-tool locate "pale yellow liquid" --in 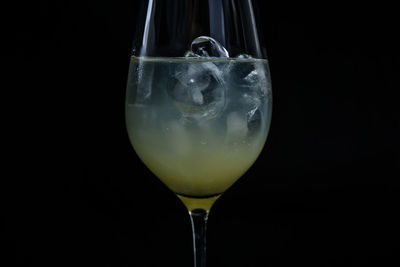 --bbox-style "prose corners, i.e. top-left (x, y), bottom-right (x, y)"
top-left (127, 111), bottom-right (267, 197)
top-left (126, 57), bottom-right (272, 201)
